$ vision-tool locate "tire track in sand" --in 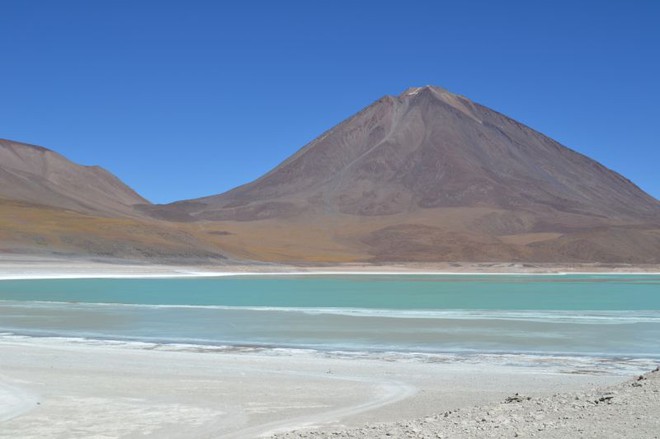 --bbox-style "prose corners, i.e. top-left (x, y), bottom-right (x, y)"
top-left (0, 381), bottom-right (40, 422)
top-left (222, 378), bottom-right (417, 438)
